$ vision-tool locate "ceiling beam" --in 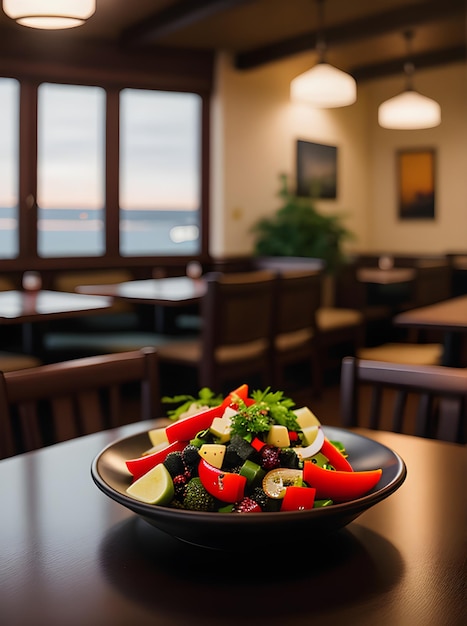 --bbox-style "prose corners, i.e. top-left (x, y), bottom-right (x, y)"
top-left (351, 45), bottom-right (467, 81)
top-left (120, 0), bottom-right (254, 47)
top-left (234, 0), bottom-right (466, 70)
